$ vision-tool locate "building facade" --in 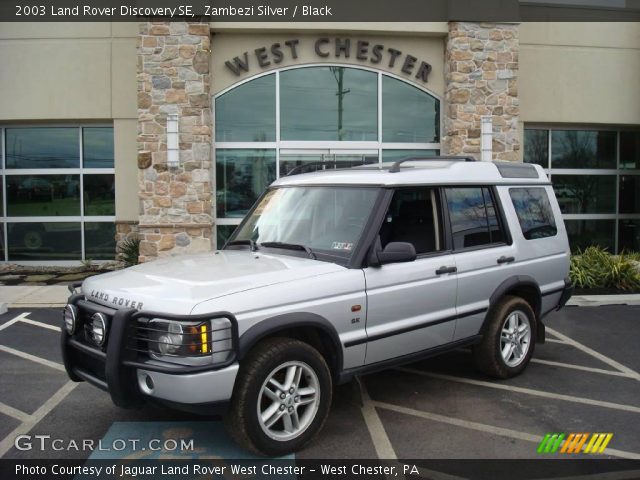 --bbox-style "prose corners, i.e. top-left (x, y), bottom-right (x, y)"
top-left (0, 21), bottom-right (639, 263)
